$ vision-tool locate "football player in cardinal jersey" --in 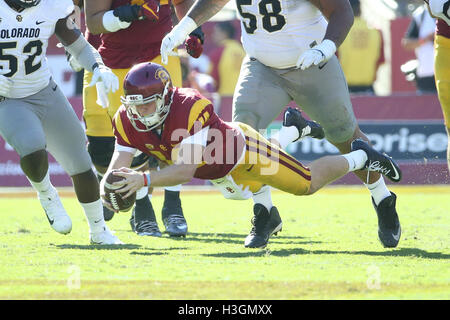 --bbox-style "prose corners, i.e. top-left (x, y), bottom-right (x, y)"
top-left (0, 0), bottom-right (122, 244)
top-left (160, 0), bottom-right (403, 249)
top-left (425, 0), bottom-right (450, 172)
top-left (100, 62), bottom-right (402, 248)
top-left (82, 0), bottom-right (205, 237)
